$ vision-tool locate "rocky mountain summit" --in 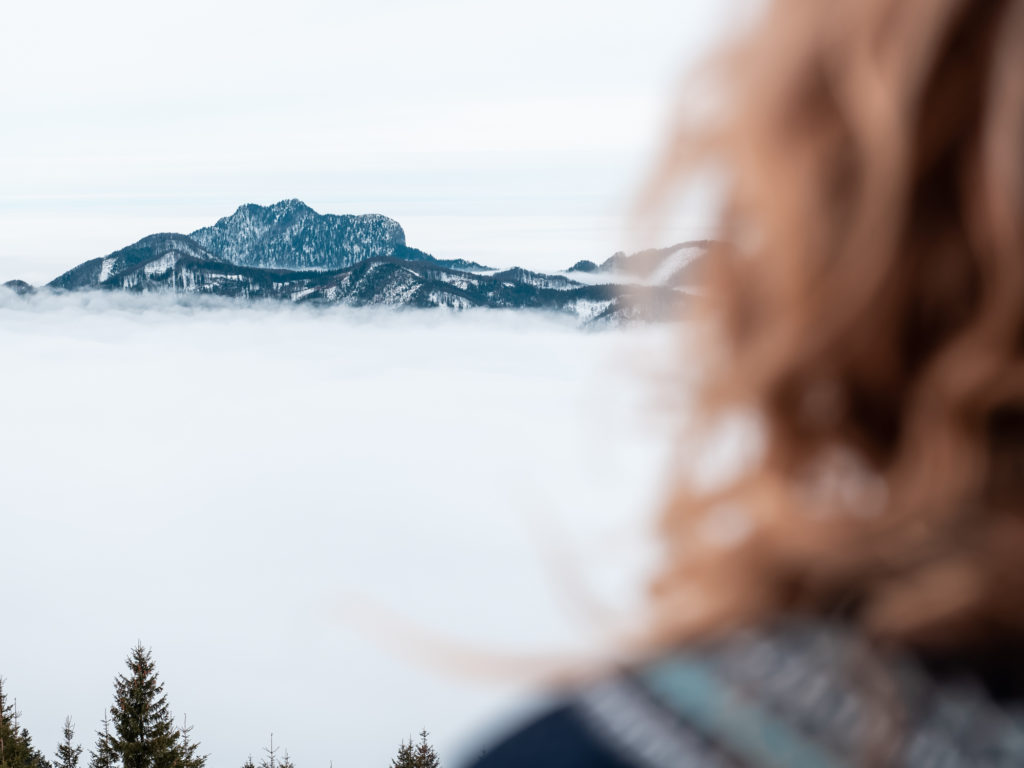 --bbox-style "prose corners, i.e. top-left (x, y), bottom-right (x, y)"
top-left (189, 199), bottom-right (406, 270)
top-left (12, 200), bottom-right (709, 325)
